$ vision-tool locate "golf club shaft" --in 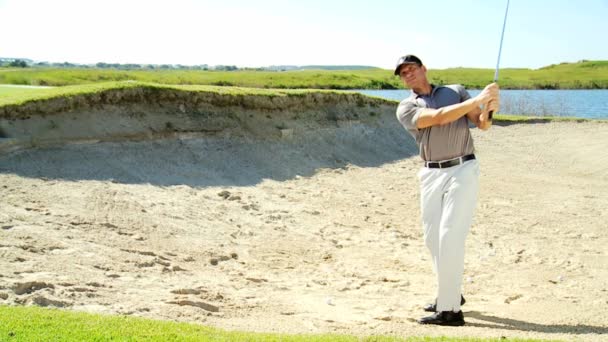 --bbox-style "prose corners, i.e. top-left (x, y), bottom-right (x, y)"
top-left (489, 0), bottom-right (510, 119)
